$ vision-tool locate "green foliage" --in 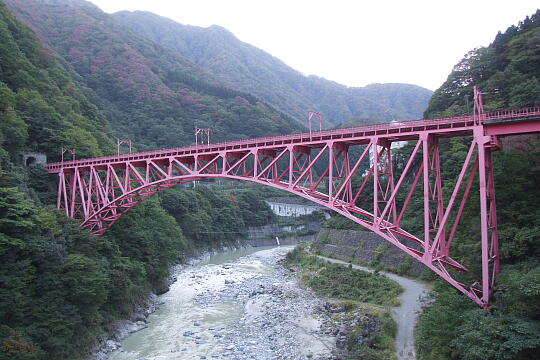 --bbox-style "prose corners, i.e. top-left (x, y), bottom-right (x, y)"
top-left (113, 11), bottom-right (432, 127)
top-left (0, 2), bottom-right (115, 161)
top-left (416, 12), bottom-right (540, 360)
top-left (371, 244), bottom-right (390, 266)
top-left (497, 264), bottom-right (540, 319)
top-left (61, 254), bottom-right (108, 318)
top-left (60, 127), bottom-right (101, 159)
top-left (5, 0), bottom-right (304, 152)
top-left (0, 186), bottom-right (191, 360)
top-left (424, 10), bottom-right (540, 118)
top-left (286, 247), bottom-right (402, 306)
top-left (230, 190), bottom-right (275, 227)
top-left (452, 311), bottom-right (540, 360)
top-left (323, 214), bottom-right (364, 230)
top-left (344, 309), bottom-right (397, 360)
top-left (107, 196), bottom-right (186, 291)
top-left (416, 282), bottom-right (540, 360)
